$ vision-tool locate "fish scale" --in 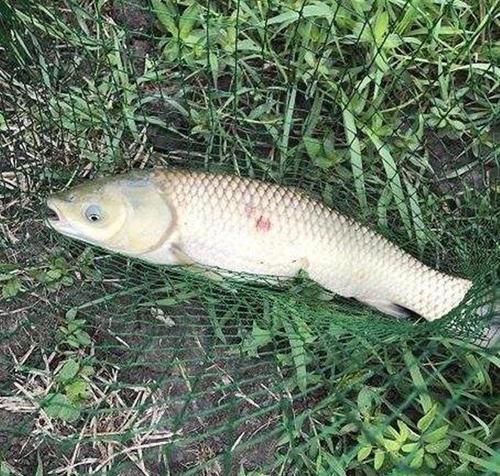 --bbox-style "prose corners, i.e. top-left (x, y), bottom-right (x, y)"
top-left (46, 168), bottom-right (472, 322)
top-left (155, 170), bottom-right (472, 321)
